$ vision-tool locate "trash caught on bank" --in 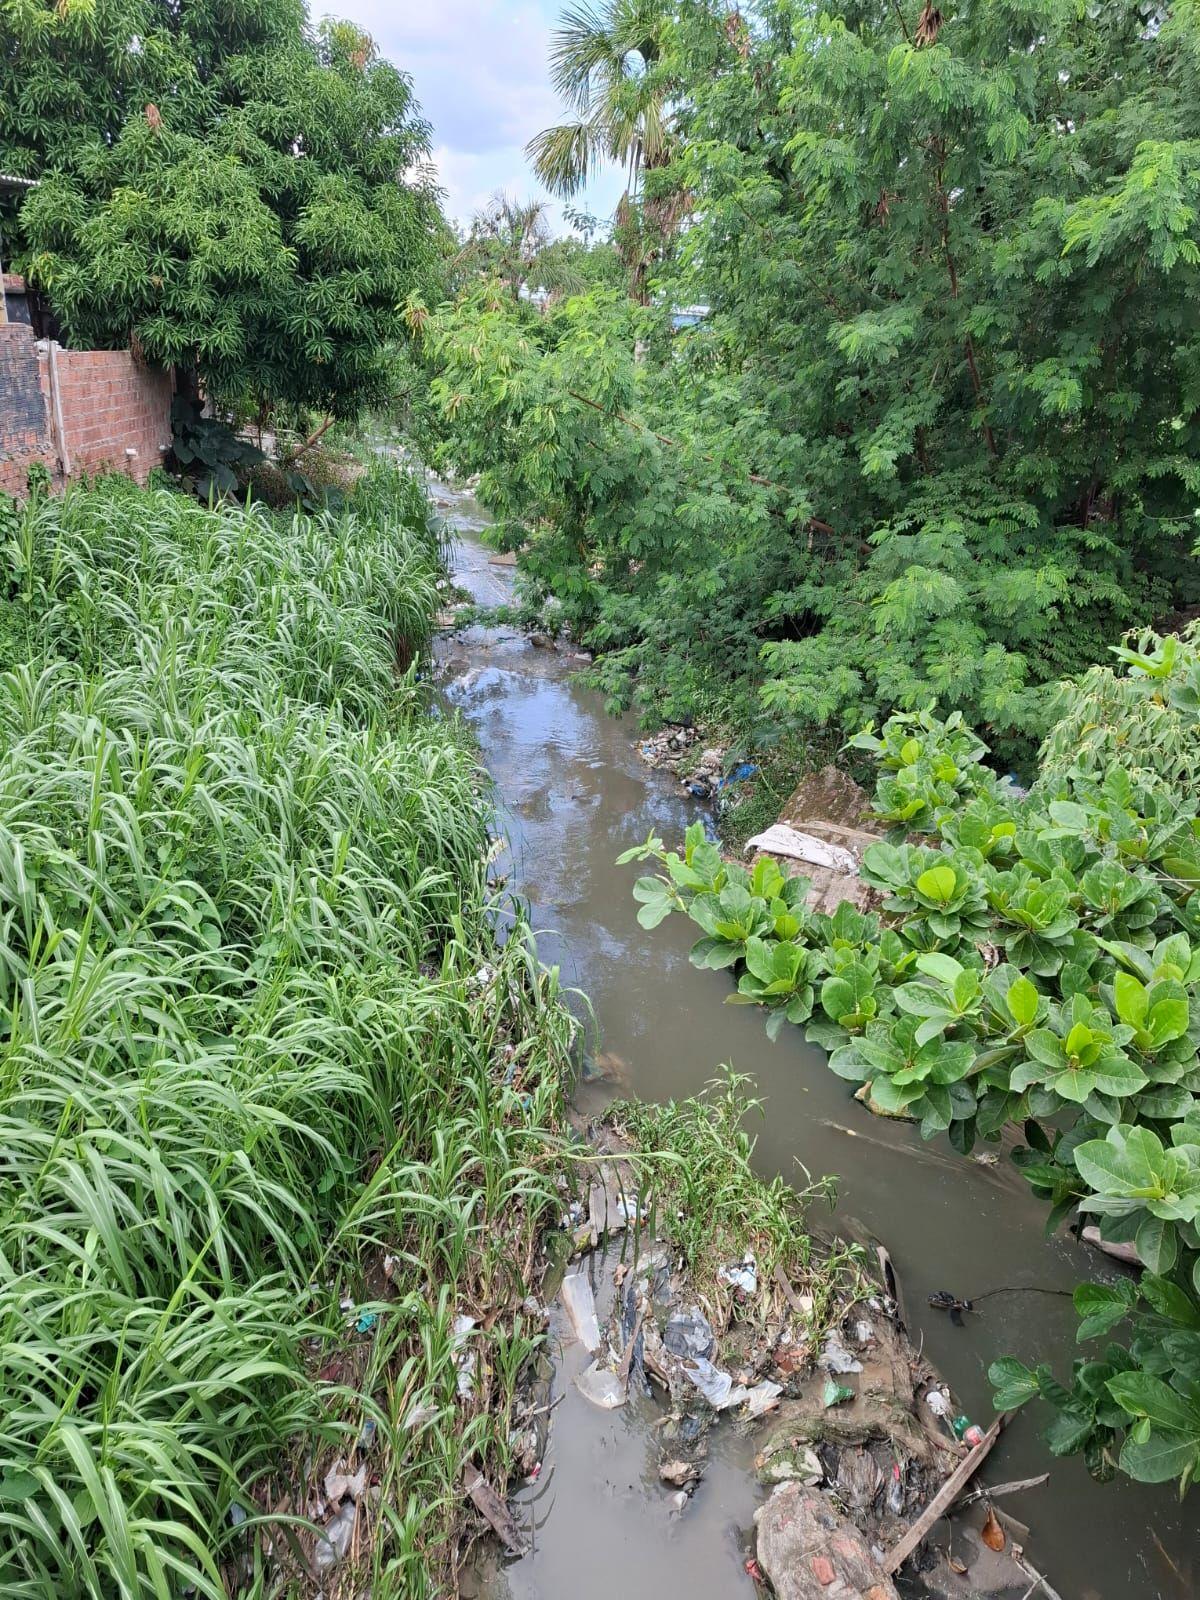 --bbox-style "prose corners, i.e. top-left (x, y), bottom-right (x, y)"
top-left (560, 1271), bottom-right (602, 1352)
top-left (718, 1252), bottom-right (758, 1295)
